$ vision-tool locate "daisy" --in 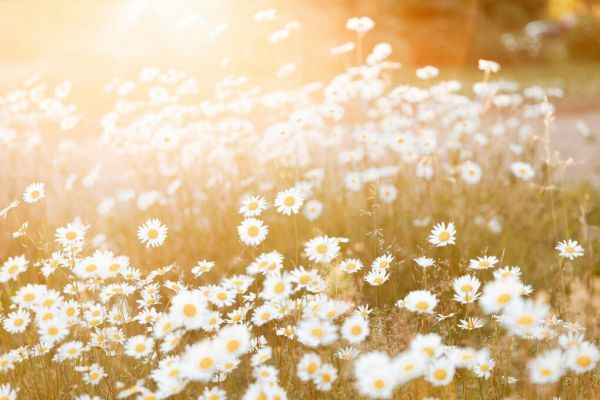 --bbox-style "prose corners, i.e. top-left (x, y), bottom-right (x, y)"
top-left (83, 364), bottom-right (107, 386)
top-left (364, 269), bottom-right (389, 286)
top-left (501, 299), bottom-right (549, 337)
top-left (192, 260), bottom-right (215, 277)
top-left (339, 258), bottom-right (364, 274)
top-left (199, 387), bottom-right (227, 400)
top-left (315, 363), bottom-right (337, 391)
top-left (303, 199), bottom-right (323, 221)
top-left (371, 254), bottom-right (393, 270)
top-left (428, 222), bottom-right (456, 247)
top-left (274, 187), bottom-right (304, 215)
top-left (378, 184), bottom-right (397, 203)
top-left (169, 290), bottom-right (208, 330)
top-left (0, 255), bottom-right (28, 282)
top-left (23, 182), bottom-right (45, 203)
top-left (460, 161), bottom-right (482, 184)
top-left (296, 318), bottom-right (338, 348)
top-left (251, 304), bottom-right (277, 326)
top-left (0, 383), bottom-right (18, 400)
top-left (305, 236), bottom-right (340, 264)
top-left (473, 350), bottom-right (495, 380)
top-left (335, 347), bottom-right (360, 361)
top-left (54, 341), bottom-right (85, 362)
top-left (511, 161), bottom-right (535, 181)
top-left (393, 351), bottom-right (425, 385)
top-left (528, 349), bottom-right (565, 384)
top-left (479, 280), bottom-right (521, 314)
top-left (137, 218), bottom-right (168, 248)
top-left (451, 347), bottom-right (478, 368)
top-left (38, 318), bottom-right (69, 344)
top-left (341, 315), bottom-right (370, 344)
top-left (289, 266), bottom-right (318, 288)
top-left (181, 339), bottom-right (222, 382)
top-left (566, 342), bottom-right (600, 373)
top-left (452, 275), bottom-right (481, 304)
top-left (555, 239), bottom-right (584, 260)
top-left (208, 286), bottom-right (237, 308)
top-left (261, 273), bottom-right (292, 301)
top-left (346, 16), bottom-right (375, 33)
top-left (214, 325), bottom-right (251, 358)
top-left (404, 290), bottom-right (438, 314)
top-left (12, 284), bottom-right (45, 309)
top-left (55, 220), bottom-right (88, 247)
top-left (124, 335), bottom-right (155, 359)
top-left (3, 309), bottom-right (31, 334)
top-left (458, 317), bottom-right (485, 330)
top-left (414, 256), bottom-right (435, 269)
top-left (238, 218), bottom-right (268, 246)
top-left (239, 196), bottom-right (267, 217)
top-left (493, 266), bottom-right (522, 281)
top-left (354, 352), bottom-right (397, 399)
top-left (410, 333), bottom-right (443, 361)
top-left (425, 358), bottom-right (455, 387)
top-left (468, 255), bottom-right (498, 270)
